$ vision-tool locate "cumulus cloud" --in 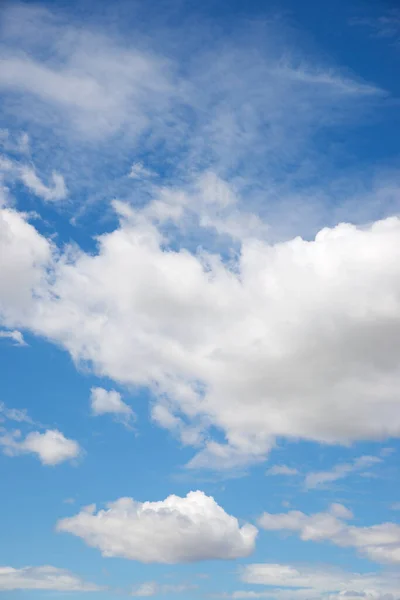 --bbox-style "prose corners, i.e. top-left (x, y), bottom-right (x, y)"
top-left (57, 490), bottom-right (257, 563)
top-left (0, 565), bottom-right (102, 592)
top-left (2, 203), bottom-right (400, 468)
top-left (304, 455), bottom-right (382, 489)
top-left (237, 562), bottom-right (400, 600)
top-left (0, 329), bottom-right (26, 346)
top-left (0, 429), bottom-right (81, 465)
top-left (90, 387), bottom-right (135, 428)
top-left (258, 503), bottom-right (400, 565)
